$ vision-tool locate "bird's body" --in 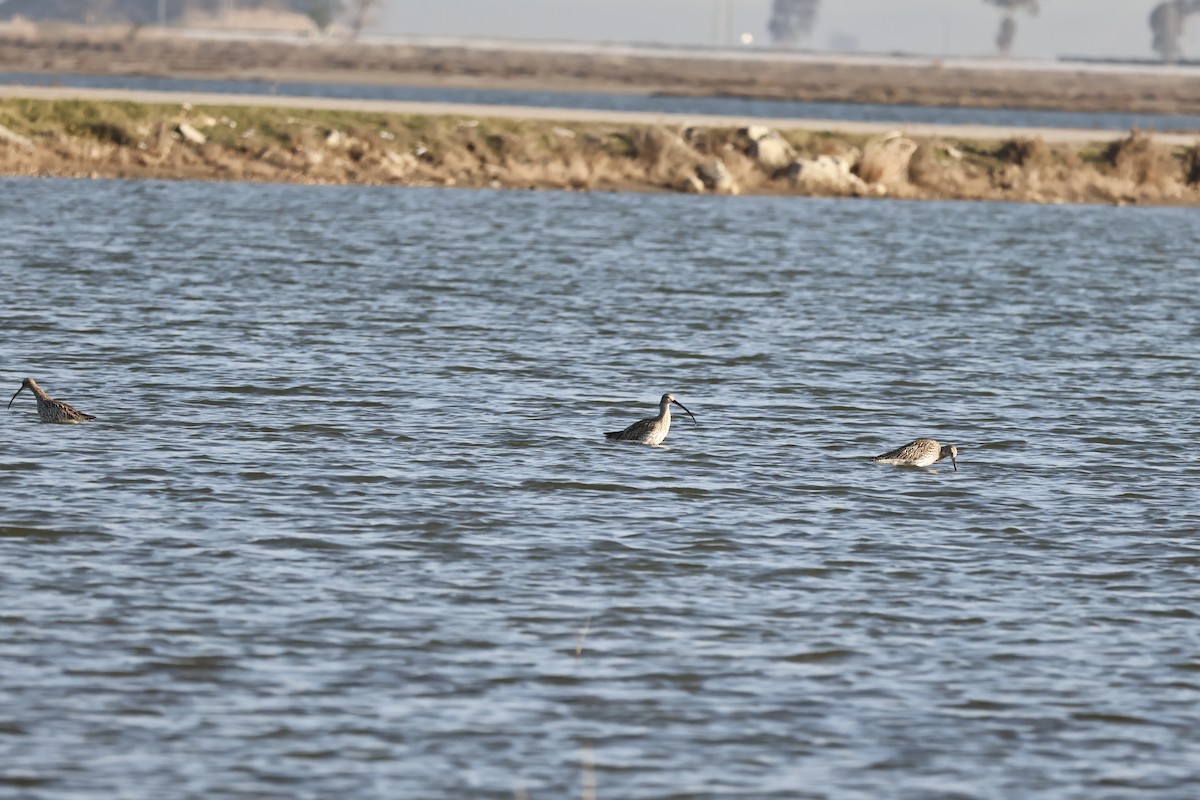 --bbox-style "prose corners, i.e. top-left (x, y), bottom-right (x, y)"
top-left (605, 393), bottom-right (696, 446)
top-left (871, 438), bottom-right (958, 470)
top-left (8, 378), bottom-right (95, 424)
